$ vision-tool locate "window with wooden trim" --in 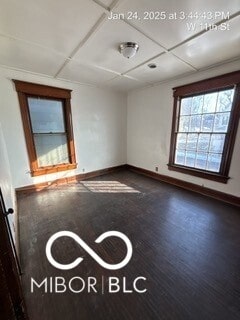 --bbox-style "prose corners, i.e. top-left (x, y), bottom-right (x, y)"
top-left (14, 80), bottom-right (77, 176)
top-left (168, 71), bottom-right (240, 183)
